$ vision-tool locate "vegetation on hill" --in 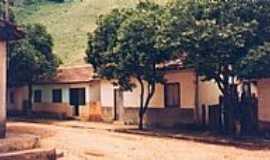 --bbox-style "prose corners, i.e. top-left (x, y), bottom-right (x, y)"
top-left (12, 0), bottom-right (140, 65)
